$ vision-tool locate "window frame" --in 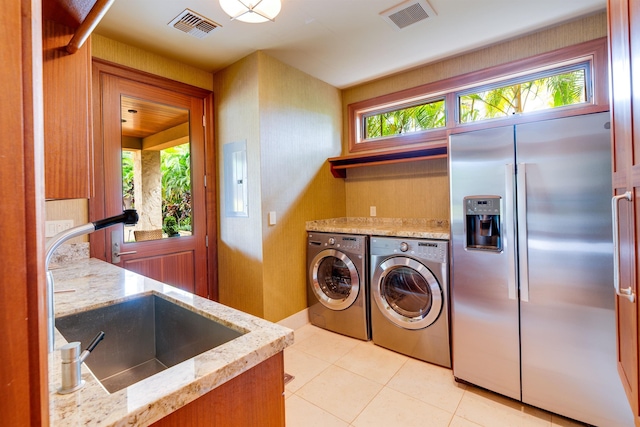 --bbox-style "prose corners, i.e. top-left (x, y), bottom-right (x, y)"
top-left (347, 38), bottom-right (609, 154)
top-left (456, 60), bottom-right (592, 124)
top-left (361, 95), bottom-right (447, 141)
